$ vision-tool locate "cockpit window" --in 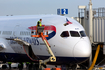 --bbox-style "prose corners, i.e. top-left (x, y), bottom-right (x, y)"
top-left (70, 31), bottom-right (80, 37)
top-left (60, 31), bottom-right (69, 37)
top-left (80, 31), bottom-right (86, 37)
